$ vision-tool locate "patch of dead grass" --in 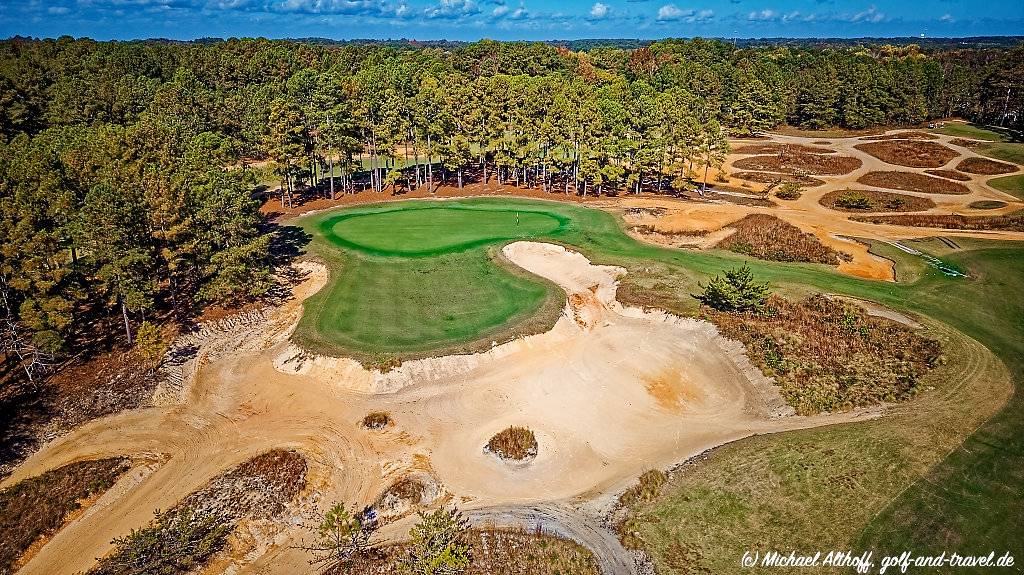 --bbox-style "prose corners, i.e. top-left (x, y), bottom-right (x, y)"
top-left (732, 171), bottom-right (826, 187)
top-left (857, 171), bottom-right (970, 195)
top-left (732, 143), bottom-right (836, 155)
top-left (956, 157), bottom-right (1017, 175)
top-left (851, 212), bottom-right (1024, 232)
top-left (0, 458), bottom-right (131, 574)
top-left (732, 153), bottom-right (861, 176)
top-left (486, 427), bottom-right (538, 461)
top-left (716, 214), bottom-right (849, 265)
top-left (924, 169), bottom-right (971, 181)
top-left (854, 141), bottom-right (959, 168)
